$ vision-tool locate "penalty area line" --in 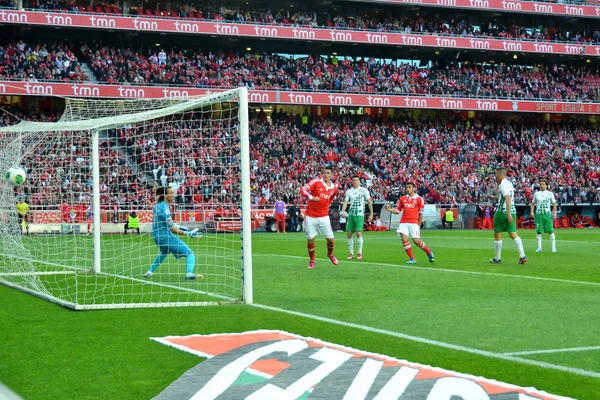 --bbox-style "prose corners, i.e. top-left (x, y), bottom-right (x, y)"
top-left (251, 303), bottom-right (600, 379)
top-left (256, 254), bottom-right (600, 287)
